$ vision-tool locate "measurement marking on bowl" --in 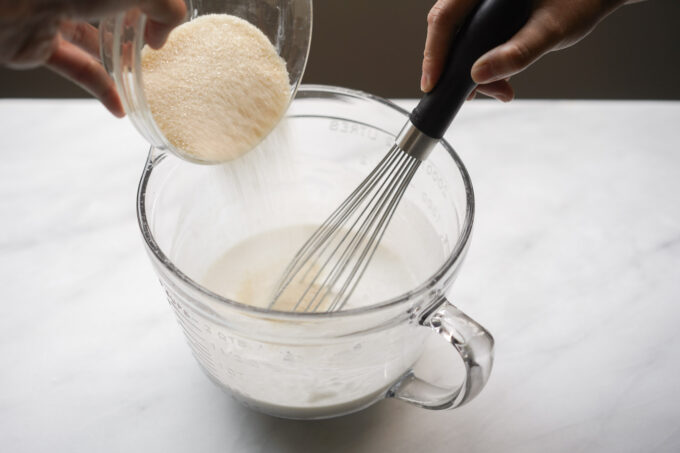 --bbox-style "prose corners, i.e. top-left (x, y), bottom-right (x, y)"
top-left (426, 162), bottom-right (450, 198)
top-left (422, 191), bottom-right (442, 223)
top-left (329, 120), bottom-right (380, 141)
